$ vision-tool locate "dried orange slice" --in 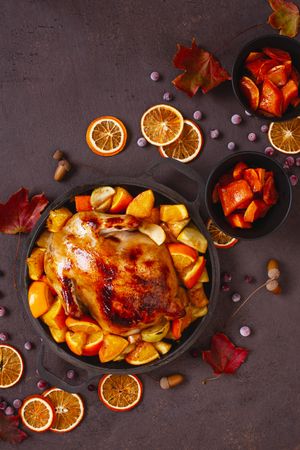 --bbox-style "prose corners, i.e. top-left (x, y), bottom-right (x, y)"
top-left (43, 388), bottom-right (84, 433)
top-left (141, 104), bottom-right (184, 146)
top-left (207, 219), bottom-right (238, 249)
top-left (86, 116), bottom-right (127, 156)
top-left (268, 117), bottom-right (300, 154)
top-left (158, 119), bottom-right (203, 162)
top-left (98, 374), bottom-right (143, 412)
top-left (0, 344), bottom-right (23, 388)
top-left (20, 395), bottom-right (55, 432)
